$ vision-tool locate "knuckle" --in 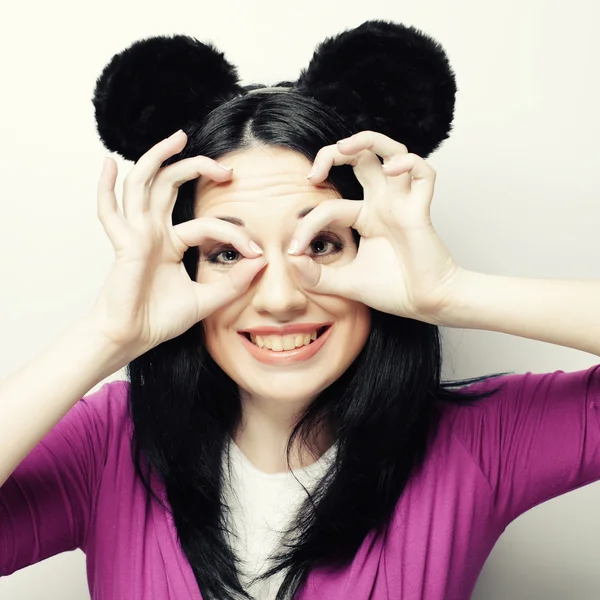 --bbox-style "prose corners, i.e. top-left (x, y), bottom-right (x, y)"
top-left (149, 174), bottom-right (171, 195)
top-left (356, 129), bottom-right (374, 139)
top-left (151, 165), bottom-right (167, 182)
top-left (313, 147), bottom-right (329, 162)
top-left (363, 131), bottom-right (377, 147)
top-left (209, 220), bottom-right (237, 243)
top-left (200, 157), bottom-right (231, 176)
top-left (325, 198), bottom-right (344, 214)
top-left (419, 158), bottom-right (436, 176)
top-left (149, 178), bottom-right (165, 195)
top-left (123, 173), bottom-right (141, 192)
top-left (198, 156), bottom-right (218, 168)
top-left (173, 156), bottom-right (204, 172)
top-left (304, 202), bottom-right (327, 221)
